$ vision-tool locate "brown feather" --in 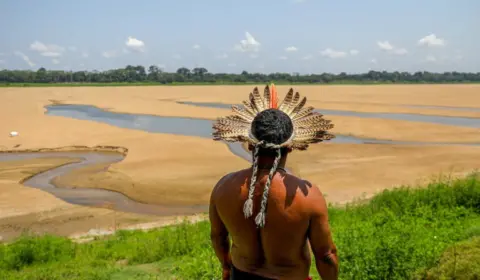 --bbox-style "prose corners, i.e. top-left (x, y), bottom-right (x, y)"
top-left (278, 88), bottom-right (294, 111)
top-left (212, 128), bottom-right (249, 141)
top-left (263, 85), bottom-right (271, 108)
top-left (231, 105), bottom-right (255, 121)
top-left (292, 106), bottom-right (315, 121)
top-left (249, 93), bottom-right (262, 114)
top-left (289, 97), bottom-right (307, 118)
top-left (225, 115), bottom-right (251, 124)
top-left (251, 87), bottom-right (266, 112)
top-left (242, 100), bottom-right (257, 116)
top-left (294, 114), bottom-right (333, 128)
top-left (285, 92), bottom-right (301, 115)
top-left (291, 142), bottom-right (309, 150)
